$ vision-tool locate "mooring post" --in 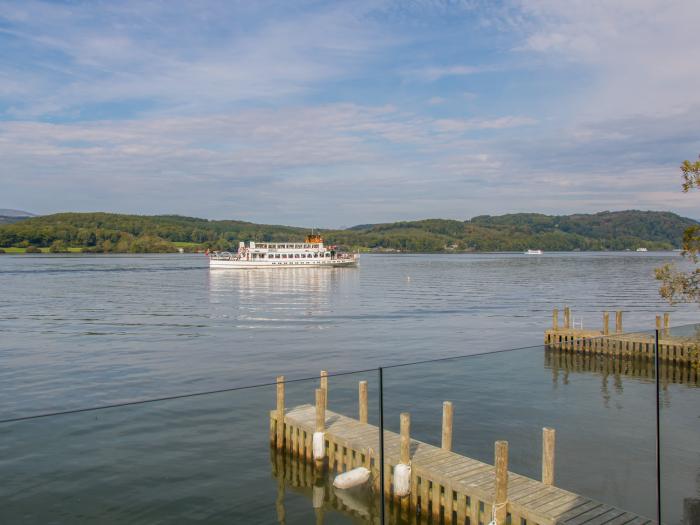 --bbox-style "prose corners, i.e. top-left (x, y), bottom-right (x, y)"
top-left (656, 315), bottom-right (662, 332)
top-left (615, 310), bottom-right (623, 333)
top-left (564, 306), bottom-right (571, 329)
top-left (664, 312), bottom-right (670, 335)
top-left (395, 413), bottom-right (412, 506)
top-left (603, 311), bottom-right (610, 336)
top-left (358, 380), bottom-right (368, 423)
top-left (320, 370), bottom-right (328, 408)
top-left (552, 308), bottom-right (559, 330)
top-left (542, 428), bottom-right (556, 486)
top-left (442, 401), bottom-right (453, 451)
top-left (315, 388), bottom-right (326, 467)
top-left (400, 412), bottom-right (410, 465)
top-left (494, 441), bottom-right (509, 525)
top-left (276, 375), bottom-right (285, 449)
